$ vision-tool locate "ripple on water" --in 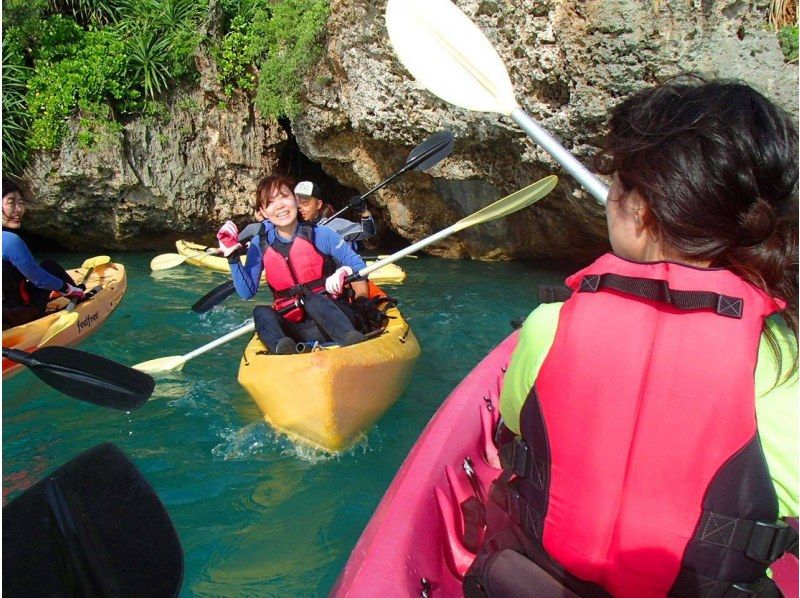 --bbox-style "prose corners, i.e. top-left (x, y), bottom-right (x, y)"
top-left (210, 419), bottom-right (378, 466)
